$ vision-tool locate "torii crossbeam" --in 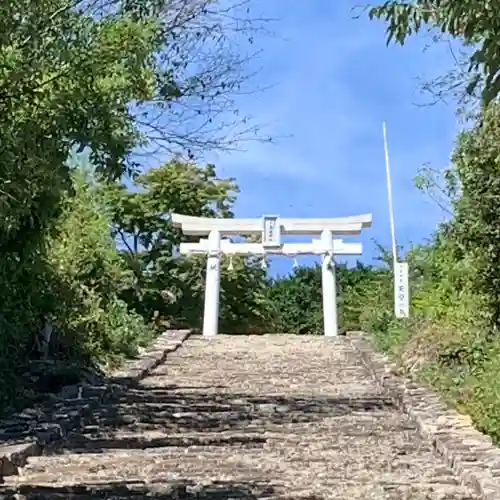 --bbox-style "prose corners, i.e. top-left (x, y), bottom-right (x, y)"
top-left (172, 213), bottom-right (372, 337)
